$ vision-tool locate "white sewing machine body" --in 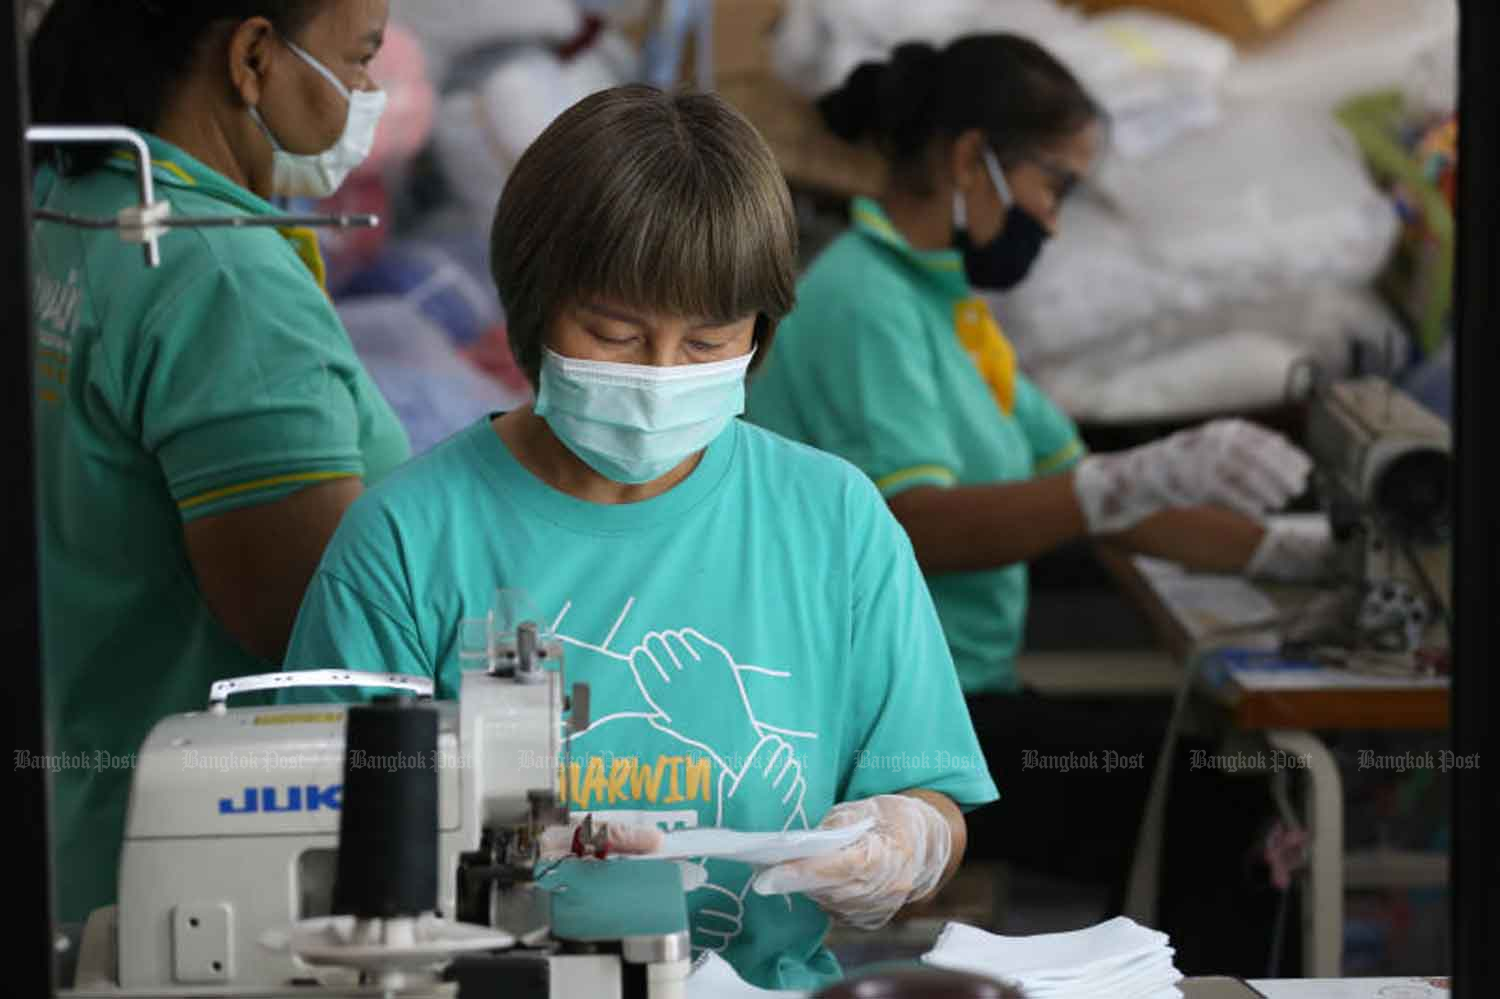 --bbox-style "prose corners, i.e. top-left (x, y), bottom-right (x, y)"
top-left (1304, 377), bottom-right (1452, 659)
top-left (67, 623), bottom-right (691, 999)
